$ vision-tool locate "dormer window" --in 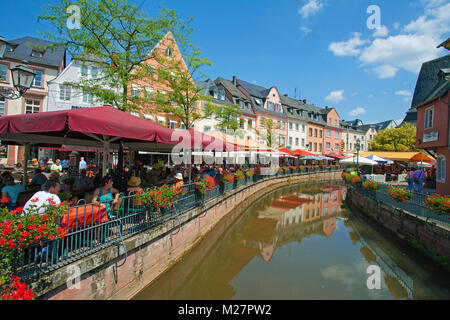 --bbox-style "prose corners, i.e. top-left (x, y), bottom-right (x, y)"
top-left (165, 47), bottom-right (173, 57)
top-left (31, 50), bottom-right (43, 58)
top-left (218, 88), bottom-right (225, 101)
top-left (254, 98), bottom-right (262, 105)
